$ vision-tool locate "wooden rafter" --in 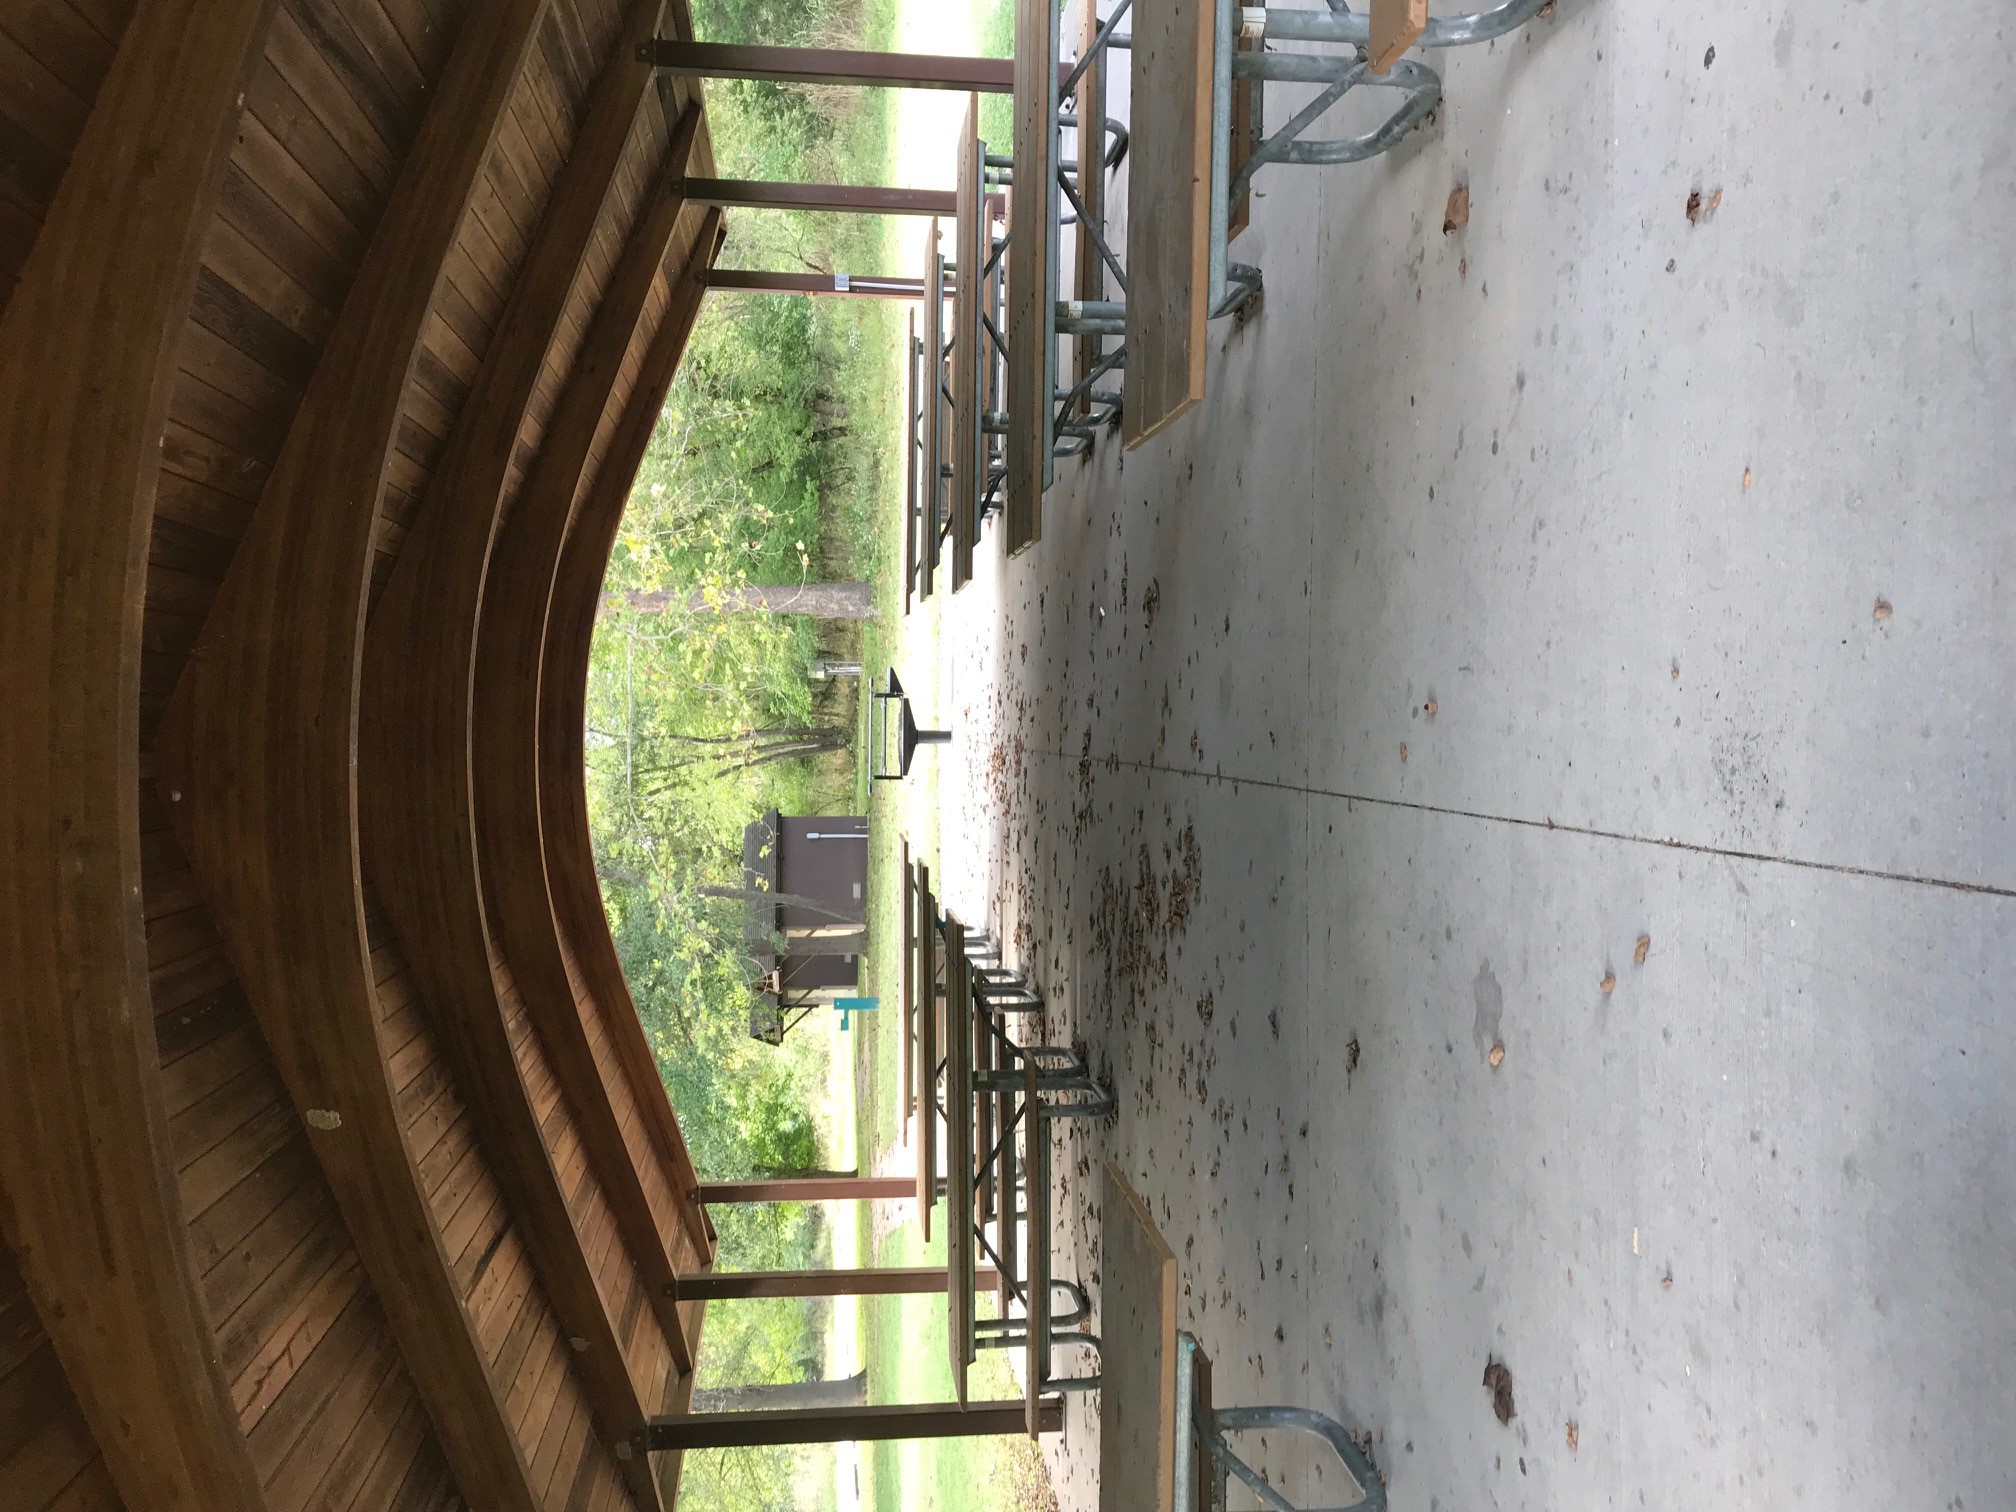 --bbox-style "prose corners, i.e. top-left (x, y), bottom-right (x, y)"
top-left (0, 5), bottom-right (279, 1508)
top-left (152, 7), bottom-right (557, 1512)
top-left (540, 216), bottom-right (727, 1271)
top-left (474, 103), bottom-right (707, 1386)
top-left (357, 7), bottom-right (676, 1505)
